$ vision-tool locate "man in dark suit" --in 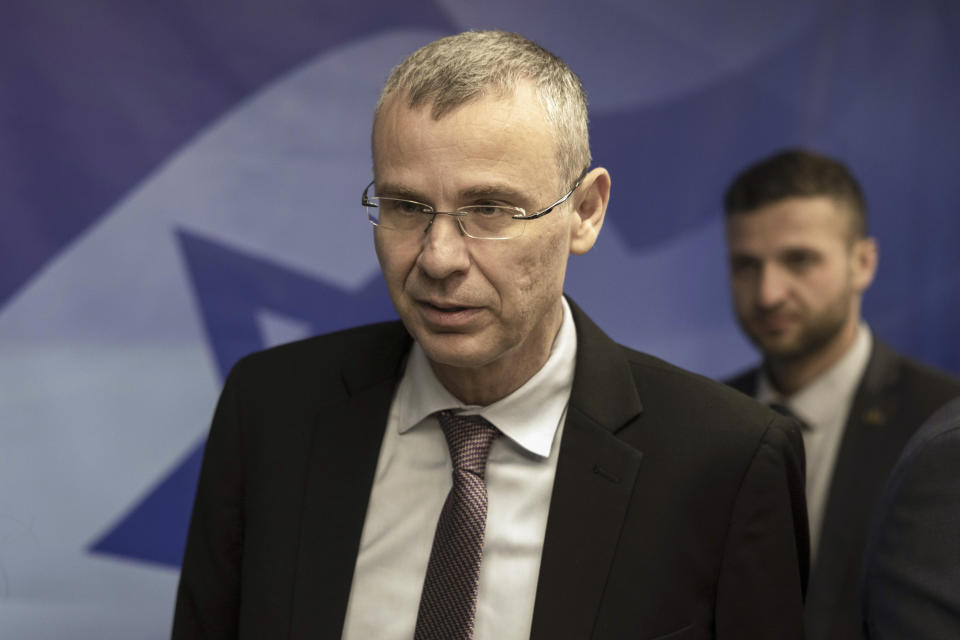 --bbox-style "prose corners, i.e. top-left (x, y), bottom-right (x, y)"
top-left (861, 395), bottom-right (960, 639)
top-left (722, 149), bottom-right (960, 640)
top-left (173, 31), bottom-right (808, 639)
